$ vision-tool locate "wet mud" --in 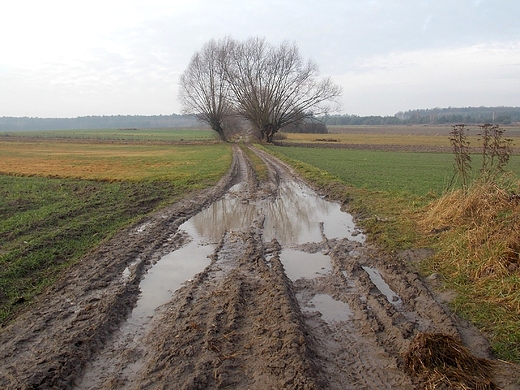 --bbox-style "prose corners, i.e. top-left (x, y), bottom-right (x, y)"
top-left (1, 145), bottom-right (519, 389)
